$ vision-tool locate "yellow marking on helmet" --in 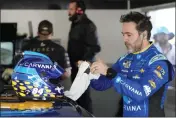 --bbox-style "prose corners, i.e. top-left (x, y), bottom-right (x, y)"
top-left (34, 86), bottom-right (39, 88)
top-left (19, 86), bottom-right (26, 90)
top-left (25, 81), bottom-right (30, 85)
top-left (19, 83), bottom-right (24, 85)
top-left (1, 101), bottom-right (53, 110)
top-left (44, 94), bottom-right (48, 96)
top-left (13, 87), bottom-right (18, 90)
top-left (50, 94), bottom-right (55, 98)
top-left (16, 80), bottom-right (19, 82)
top-left (12, 81), bottom-right (17, 86)
top-left (46, 89), bottom-right (51, 93)
top-left (28, 86), bottom-right (33, 89)
top-left (33, 94), bottom-right (40, 97)
top-left (44, 86), bottom-right (48, 89)
top-left (19, 92), bottom-right (26, 97)
top-left (34, 84), bottom-right (39, 87)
